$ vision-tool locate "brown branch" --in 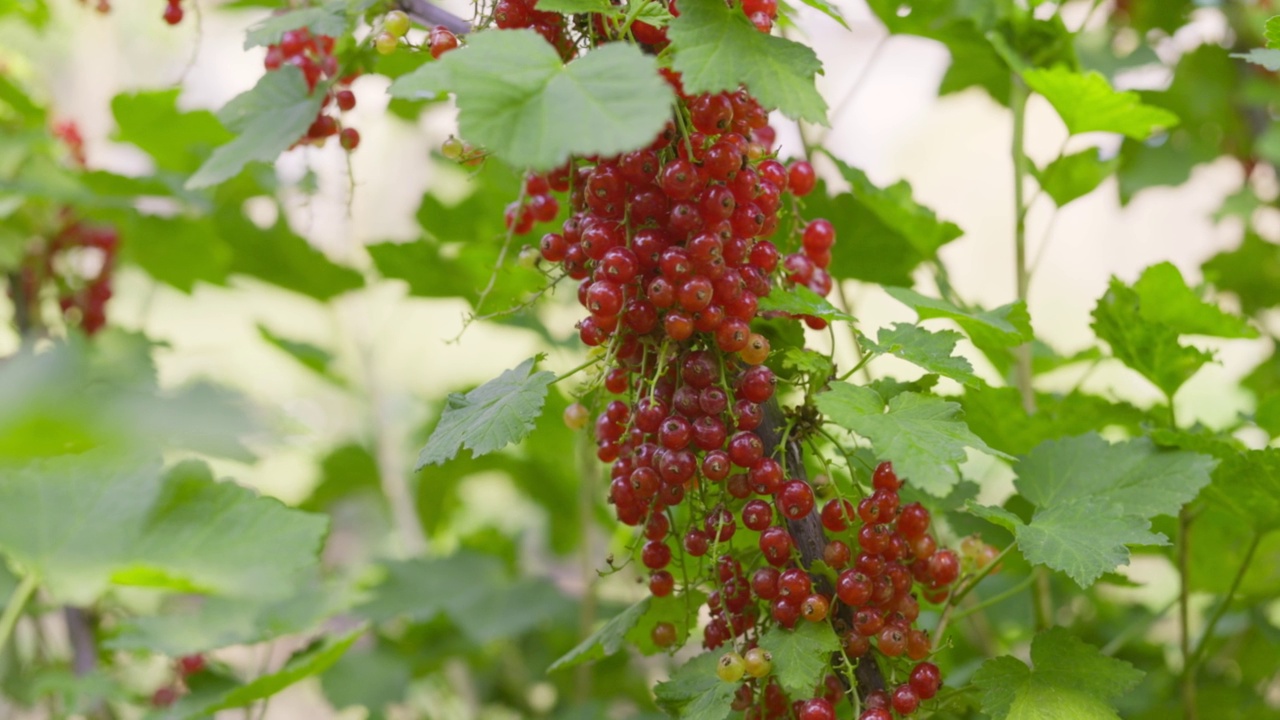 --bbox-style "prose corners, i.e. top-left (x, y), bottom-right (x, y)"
top-left (756, 398), bottom-right (886, 701)
top-left (395, 0), bottom-right (471, 35)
